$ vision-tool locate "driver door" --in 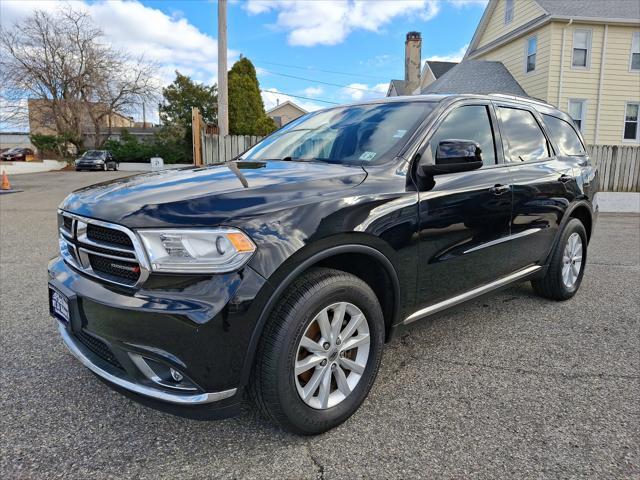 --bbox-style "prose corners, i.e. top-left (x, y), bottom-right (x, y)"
top-left (415, 101), bottom-right (514, 308)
